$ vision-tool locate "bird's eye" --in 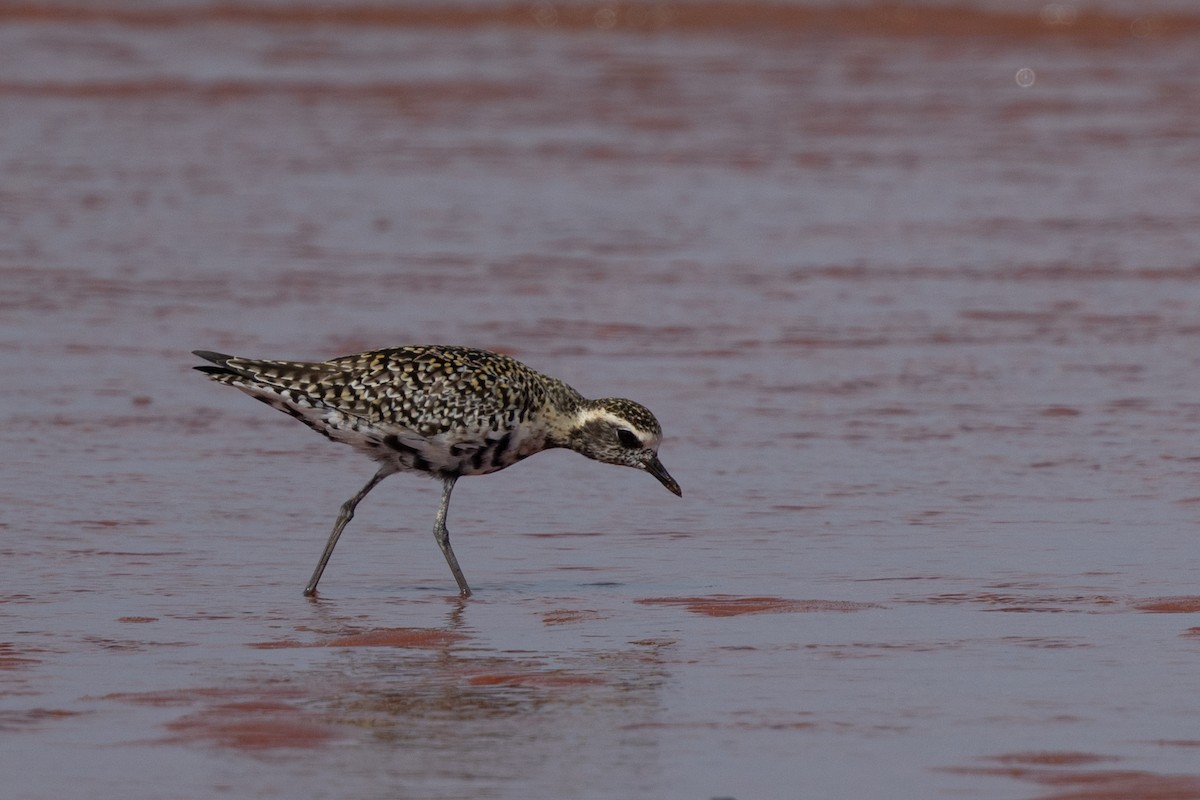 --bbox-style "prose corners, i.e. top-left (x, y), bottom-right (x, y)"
top-left (616, 428), bottom-right (642, 448)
